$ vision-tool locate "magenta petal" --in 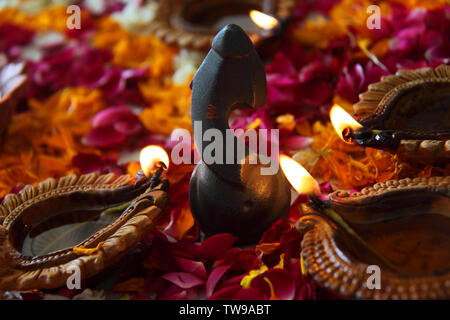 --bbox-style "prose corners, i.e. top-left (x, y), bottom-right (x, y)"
top-left (208, 284), bottom-right (242, 300)
top-left (91, 106), bottom-right (135, 128)
top-left (233, 288), bottom-right (267, 300)
top-left (300, 81), bottom-right (334, 106)
top-left (206, 265), bottom-right (231, 297)
top-left (113, 120), bottom-right (142, 135)
top-left (84, 125), bottom-right (126, 148)
top-left (72, 152), bottom-right (103, 174)
top-left (298, 61), bottom-right (326, 83)
top-left (281, 136), bottom-right (312, 150)
top-left (159, 285), bottom-right (189, 300)
top-left (121, 68), bottom-right (148, 79)
top-left (174, 257), bottom-right (207, 280)
top-left (0, 23), bottom-right (35, 52)
top-left (161, 272), bottom-right (205, 289)
top-left (265, 52), bottom-right (296, 74)
top-left (267, 73), bottom-right (298, 87)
